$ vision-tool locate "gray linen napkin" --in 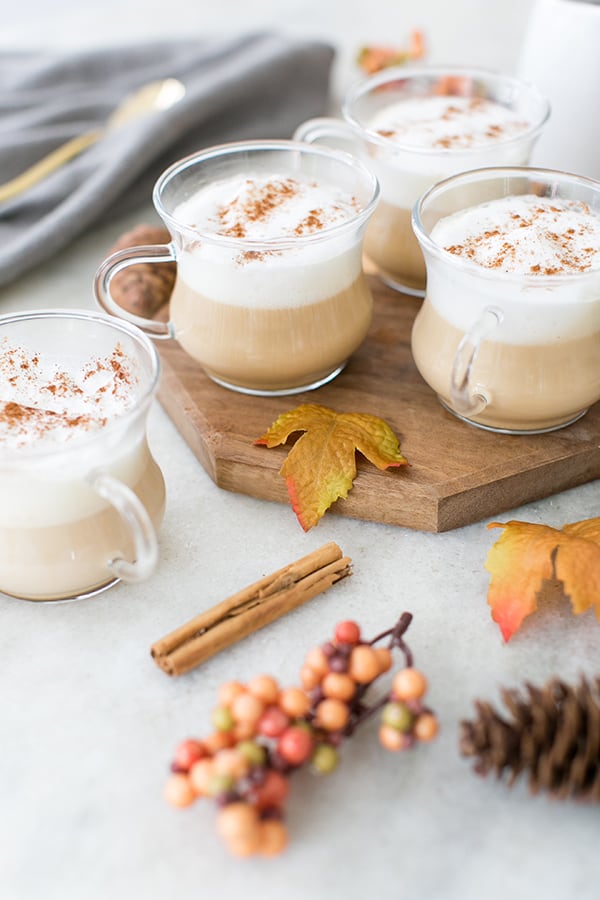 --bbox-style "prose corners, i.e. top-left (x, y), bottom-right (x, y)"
top-left (0, 34), bottom-right (334, 287)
